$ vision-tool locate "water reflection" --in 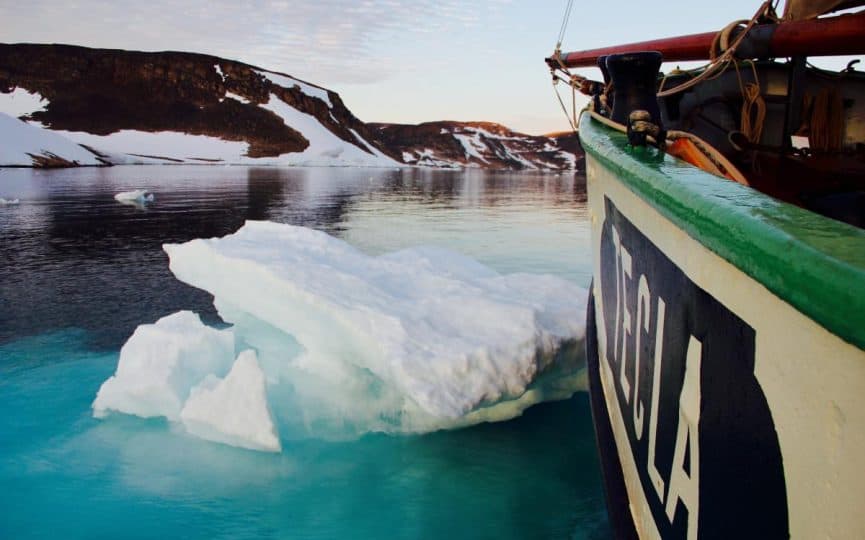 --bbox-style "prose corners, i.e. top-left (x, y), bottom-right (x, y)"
top-left (0, 166), bottom-right (589, 349)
